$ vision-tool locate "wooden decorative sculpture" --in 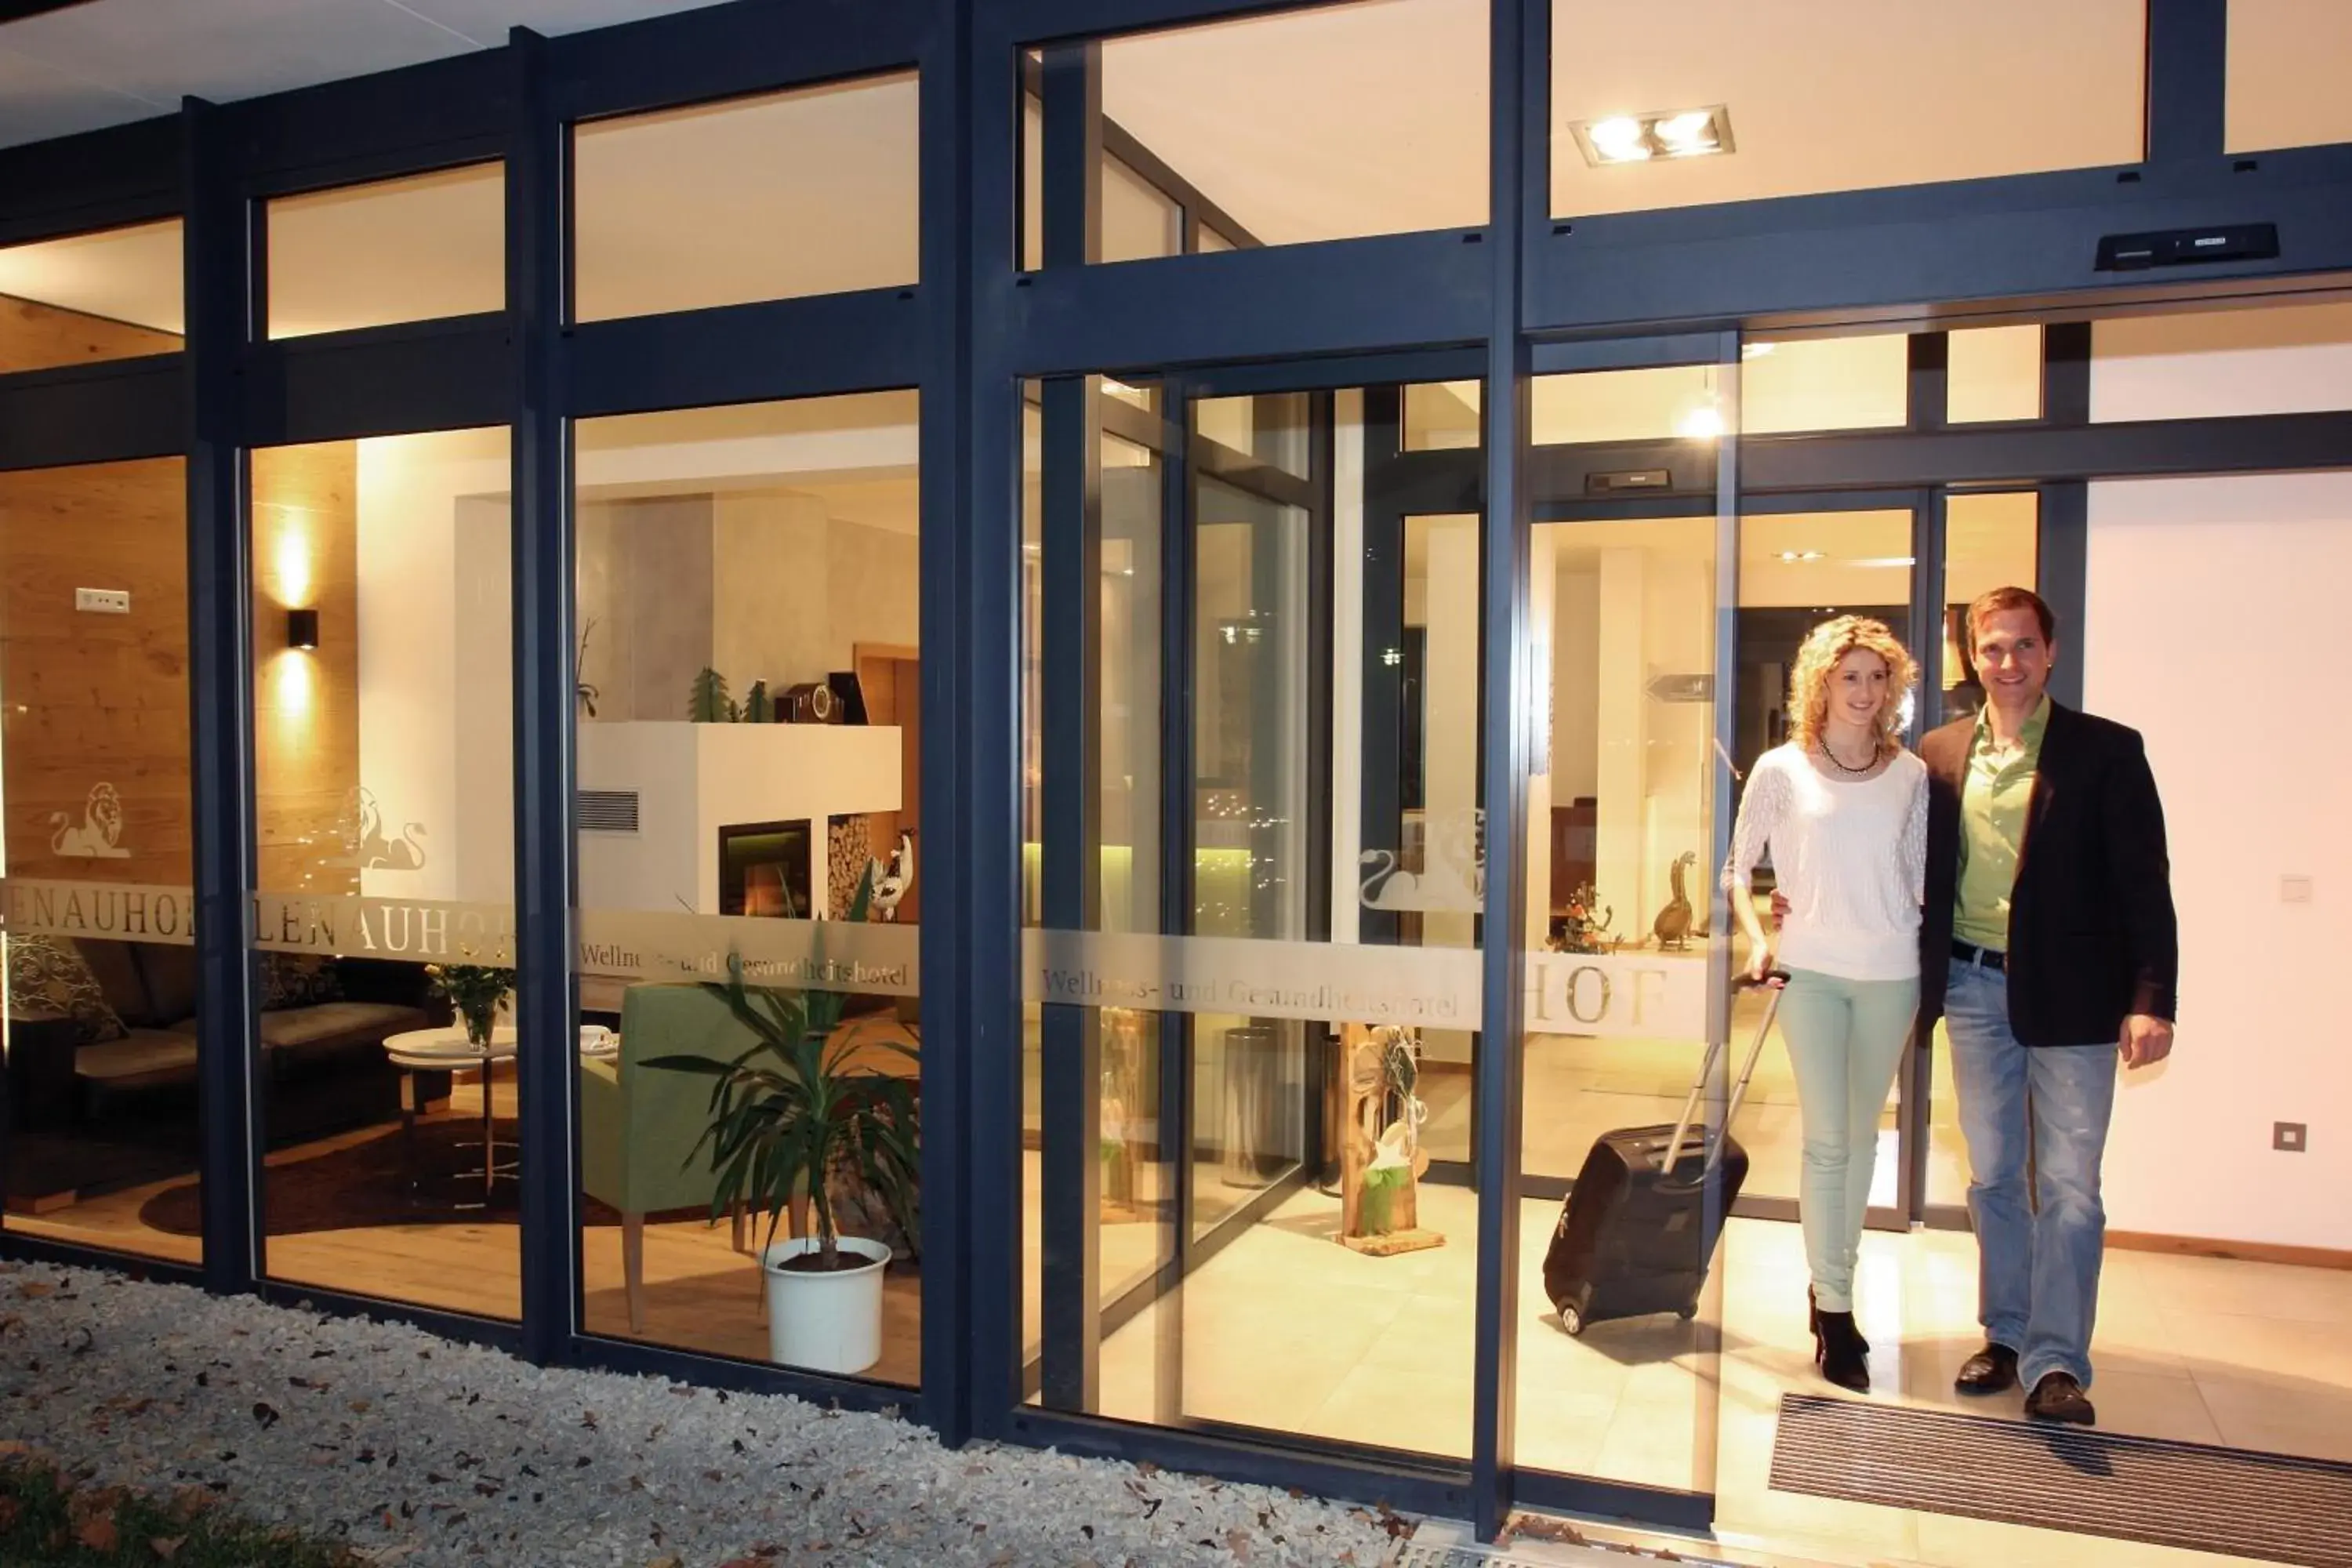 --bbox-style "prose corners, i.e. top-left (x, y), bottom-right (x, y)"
top-left (1099, 1007), bottom-right (1150, 1223)
top-left (1338, 1023), bottom-right (1444, 1256)
top-left (1652, 850), bottom-right (1698, 951)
